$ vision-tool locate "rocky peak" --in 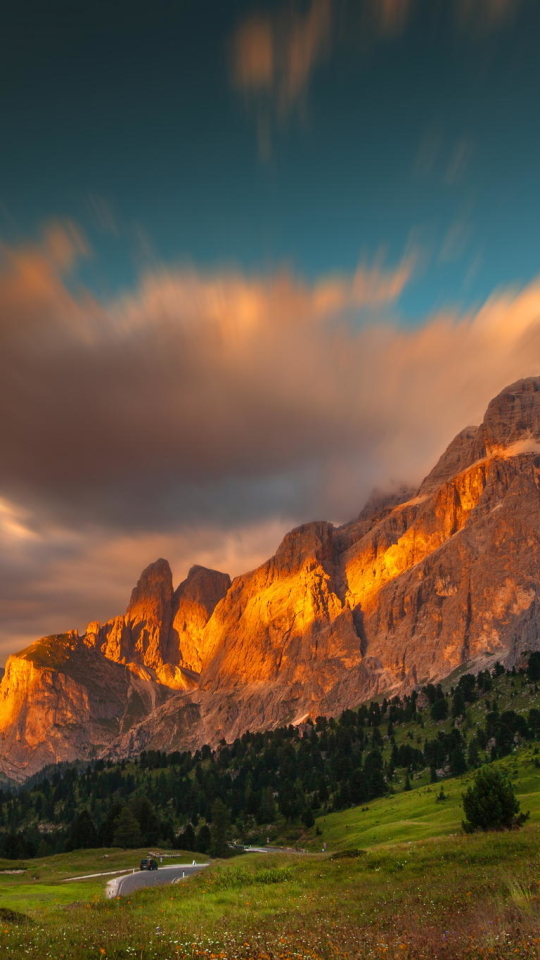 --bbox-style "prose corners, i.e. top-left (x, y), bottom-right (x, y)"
top-left (473, 376), bottom-right (540, 457)
top-left (419, 425), bottom-right (479, 495)
top-left (420, 377), bottom-right (540, 496)
top-left (126, 558), bottom-right (173, 626)
top-left (169, 565), bottom-right (231, 673)
top-left (173, 565), bottom-right (231, 611)
top-left (273, 520), bottom-right (335, 574)
top-left (93, 559), bottom-right (175, 680)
